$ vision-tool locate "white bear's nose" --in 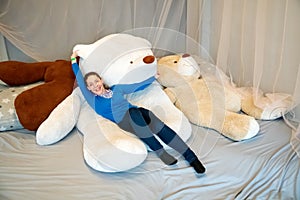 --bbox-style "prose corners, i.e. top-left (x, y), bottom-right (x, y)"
top-left (143, 55), bottom-right (155, 64)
